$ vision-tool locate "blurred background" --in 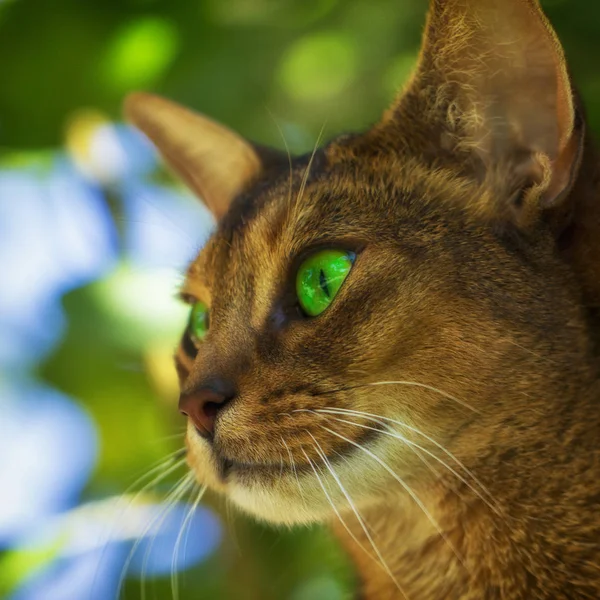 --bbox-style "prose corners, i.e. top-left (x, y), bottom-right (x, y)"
top-left (0, 0), bottom-right (597, 598)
